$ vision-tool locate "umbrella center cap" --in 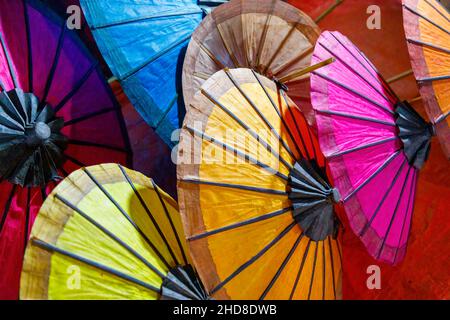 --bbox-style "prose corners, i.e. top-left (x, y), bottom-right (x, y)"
top-left (26, 122), bottom-right (51, 146)
top-left (0, 89), bottom-right (68, 187)
top-left (395, 101), bottom-right (433, 170)
top-left (161, 265), bottom-right (210, 300)
top-left (288, 160), bottom-right (340, 241)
